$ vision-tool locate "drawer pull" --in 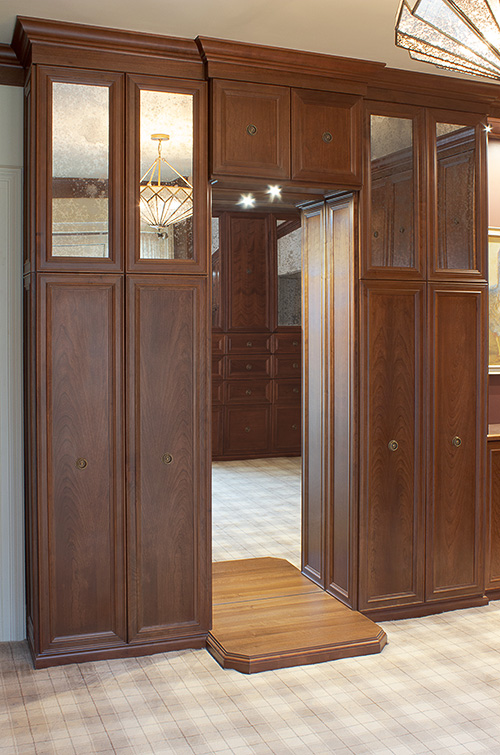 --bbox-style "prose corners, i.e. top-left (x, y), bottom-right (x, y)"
top-left (452, 436), bottom-right (462, 448)
top-left (246, 341), bottom-right (253, 347)
top-left (374, 231), bottom-right (379, 238)
top-left (245, 389), bottom-right (252, 395)
top-left (246, 124), bottom-right (258, 136)
top-left (322, 131), bottom-right (333, 143)
top-left (388, 440), bottom-right (399, 452)
top-left (293, 340), bottom-right (299, 346)
top-left (162, 453), bottom-right (173, 465)
top-left (246, 363), bottom-right (253, 370)
top-left (293, 362), bottom-right (299, 369)
top-left (293, 387), bottom-right (299, 394)
top-left (75, 457), bottom-right (88, 470)
top-left (292, 424), bottom-right (298, 430)
top-left (245, 426), bottom-right (251, 433)
top-left (246, 268), bottom-right (253, 274)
